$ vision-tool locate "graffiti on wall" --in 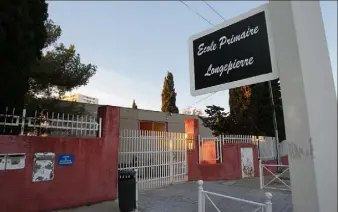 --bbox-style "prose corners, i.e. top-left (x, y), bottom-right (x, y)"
top-left (241, 148), bottom-right (254, 178)
top-left (33, 152), bottom-right (55, 182)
